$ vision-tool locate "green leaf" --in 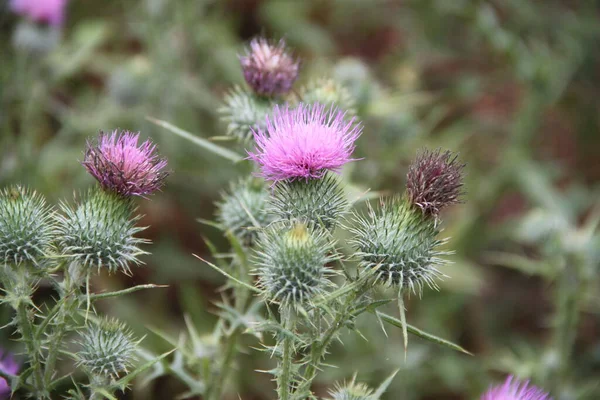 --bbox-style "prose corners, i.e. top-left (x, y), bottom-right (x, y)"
top-left (373, 311), bottom-right (472, 355)
top-left (115, 349), bottom-right (176, 390)
top-left (192, 254), bottom-right (260, 293)
top-left (373, 369), bottom-right (399, 398)
top-left (147, 117), bottom-right (244, 163)
top-left (88, 284), bottom-right (168, 301)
